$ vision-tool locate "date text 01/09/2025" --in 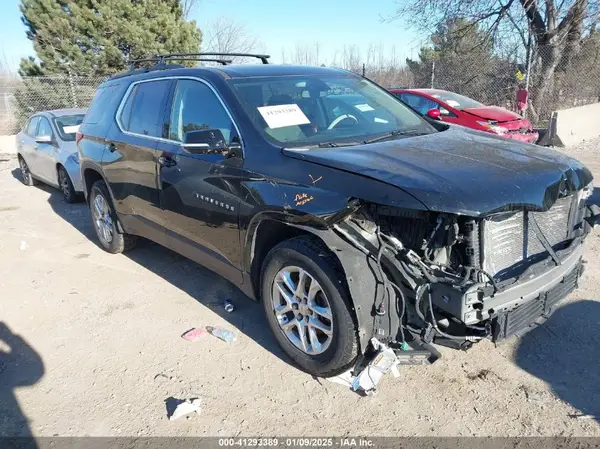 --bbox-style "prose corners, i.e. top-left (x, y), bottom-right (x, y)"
top-left (217, 438), bottom-right (375, 447)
